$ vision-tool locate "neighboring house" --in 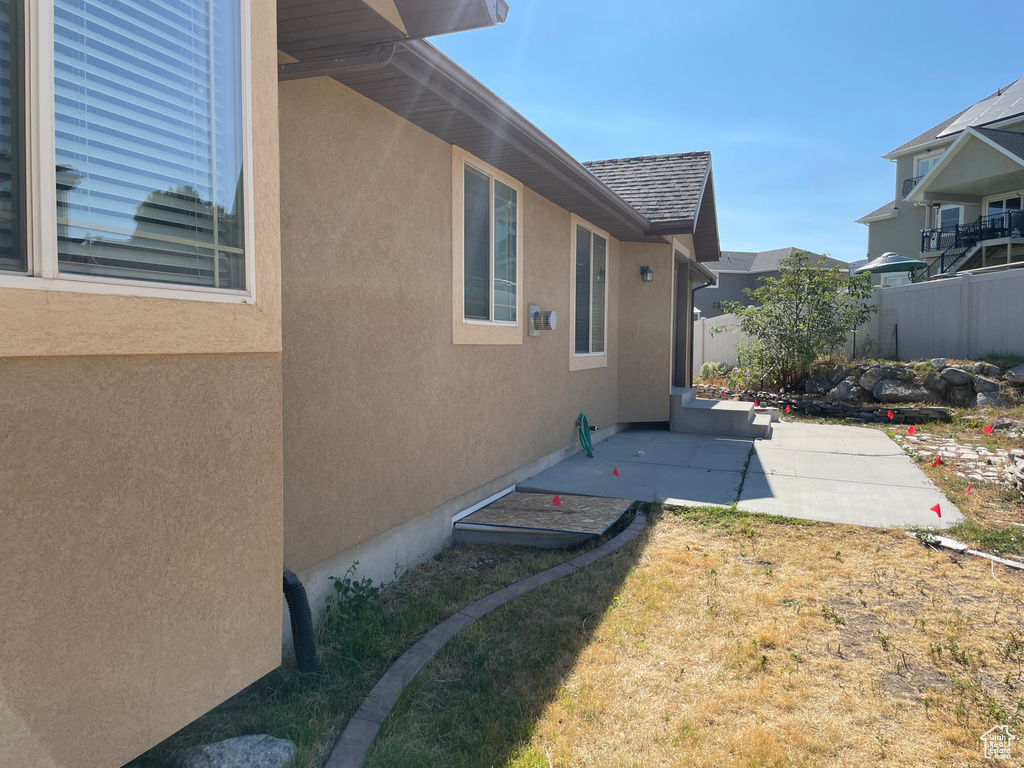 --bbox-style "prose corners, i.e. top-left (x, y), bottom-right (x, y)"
top-left (0, 3), bottom-right (721, 768)
top-left (693, 247), bottom-right (845, 318)
top-left (858, 76), bottom-right (1024, 282)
